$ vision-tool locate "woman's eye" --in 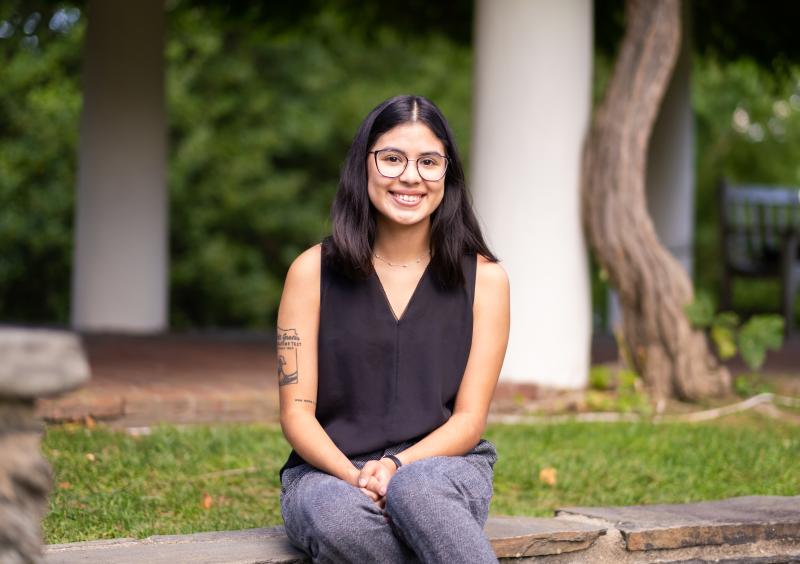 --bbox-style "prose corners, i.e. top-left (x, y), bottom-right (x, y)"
top-left (380, 153), bottom-right (404, 163)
